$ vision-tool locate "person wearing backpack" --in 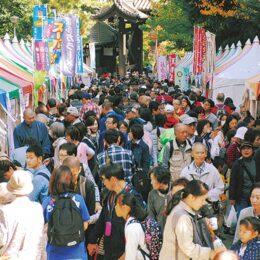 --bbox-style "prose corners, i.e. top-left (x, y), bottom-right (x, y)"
top-left (115, 192), bottom-right (162, 260)
top-left (161, 123), bottom-right (192, 181)
top-left (42, 165), bottom-right (90, 260)
top-left (160, 180), bottom-right (226, 260)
